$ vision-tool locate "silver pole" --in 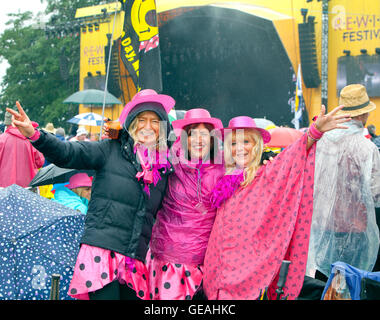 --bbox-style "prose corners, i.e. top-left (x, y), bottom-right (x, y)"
top-left (321, 0), bottom-right (329, 109)
top-left (99, 3), bottom-right (118, 141)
